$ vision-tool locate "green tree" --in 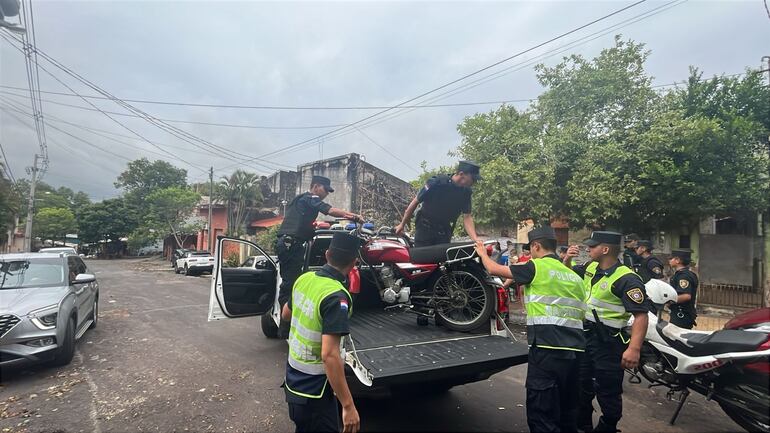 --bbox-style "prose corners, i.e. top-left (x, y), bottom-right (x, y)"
top-left (33, 207), bottom-right (77, 244)
top-left (216, 170), bottom-right (263, 236)
top-left (145, 187), bottom-right (201, 248)
top-left (115, 158), bottom-right (188, 204)
top-left (0, 169), bottom-right (21, 244)
top-left (78, 198), bottom-right (139, 244)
